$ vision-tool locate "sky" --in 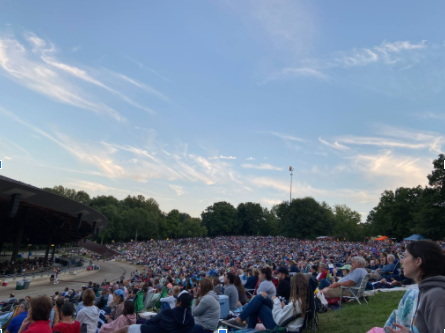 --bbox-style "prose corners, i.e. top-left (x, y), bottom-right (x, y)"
top-left (0, 1), bottom-right (444, 219)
